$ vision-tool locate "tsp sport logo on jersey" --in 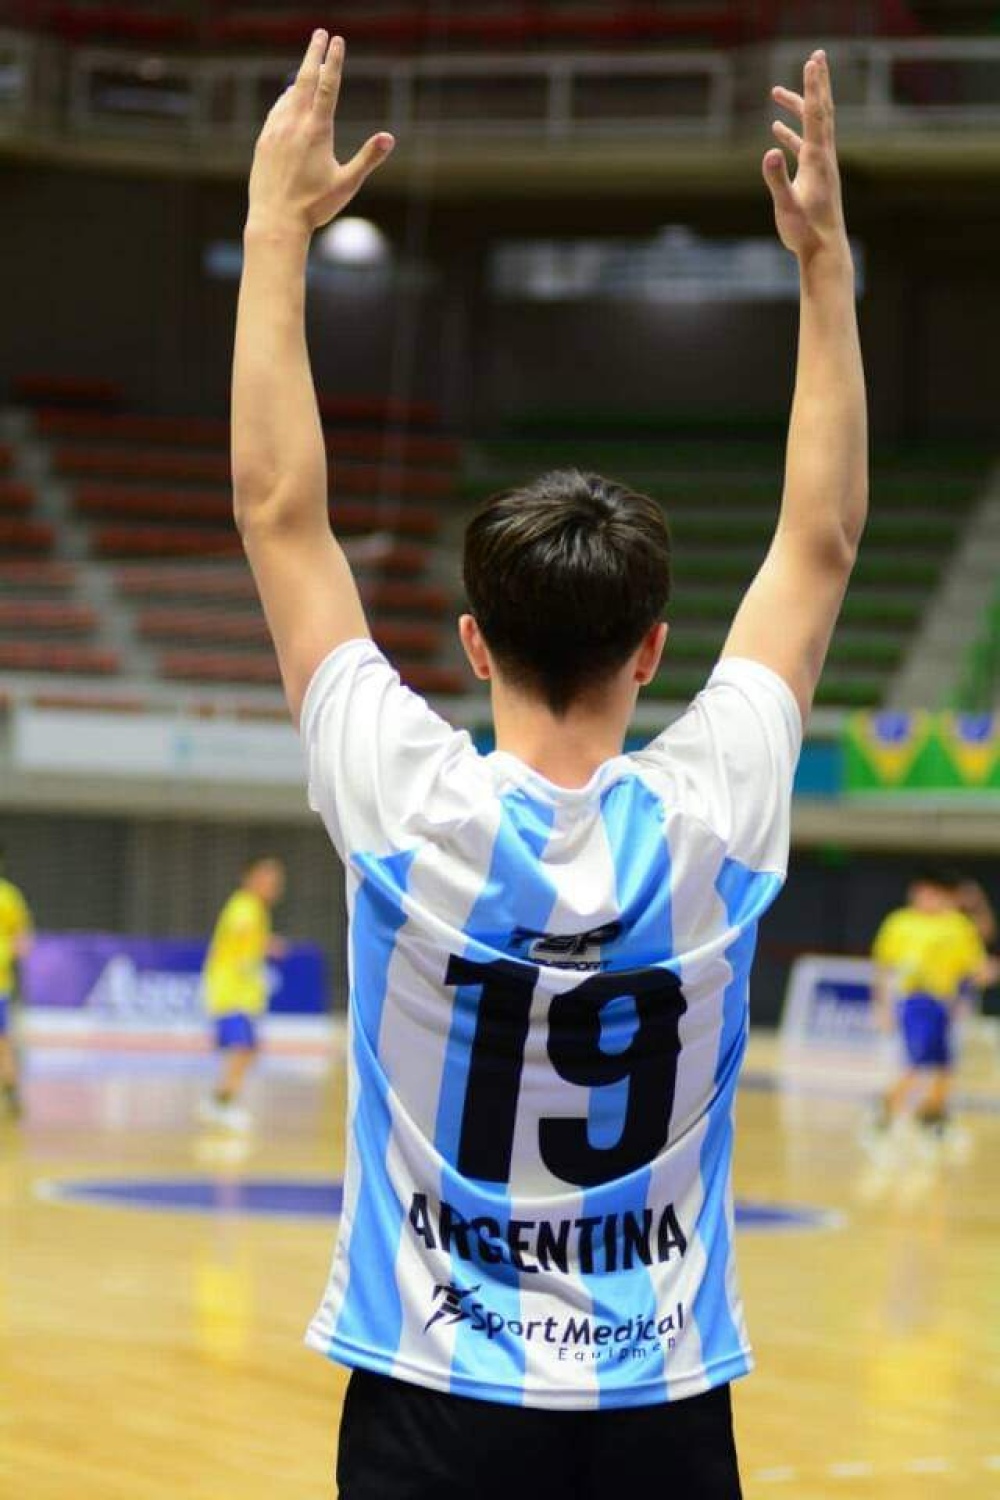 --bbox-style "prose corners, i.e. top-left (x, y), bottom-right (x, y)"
top-left (510, 922), bottom-right (622, 971)
top-left (423, 1281), bottom-right (482, 1334)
